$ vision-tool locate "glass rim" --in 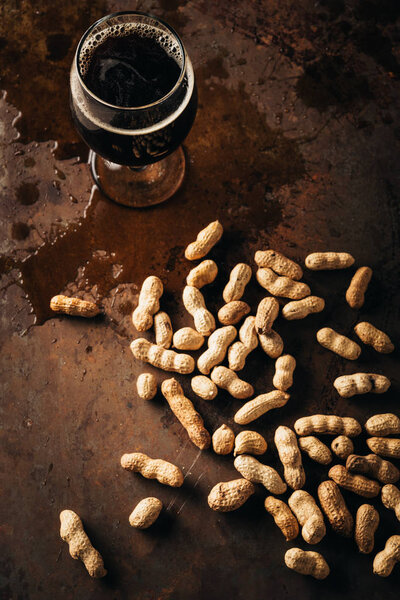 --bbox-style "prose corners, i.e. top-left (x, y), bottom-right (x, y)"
top-left (75, 10), bottom-right (187, 111)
